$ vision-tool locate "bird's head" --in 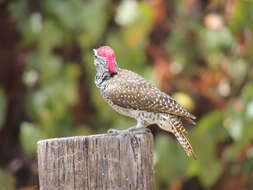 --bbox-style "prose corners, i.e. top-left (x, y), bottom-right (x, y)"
top-left (93, 46), bottom-right (118, 74)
